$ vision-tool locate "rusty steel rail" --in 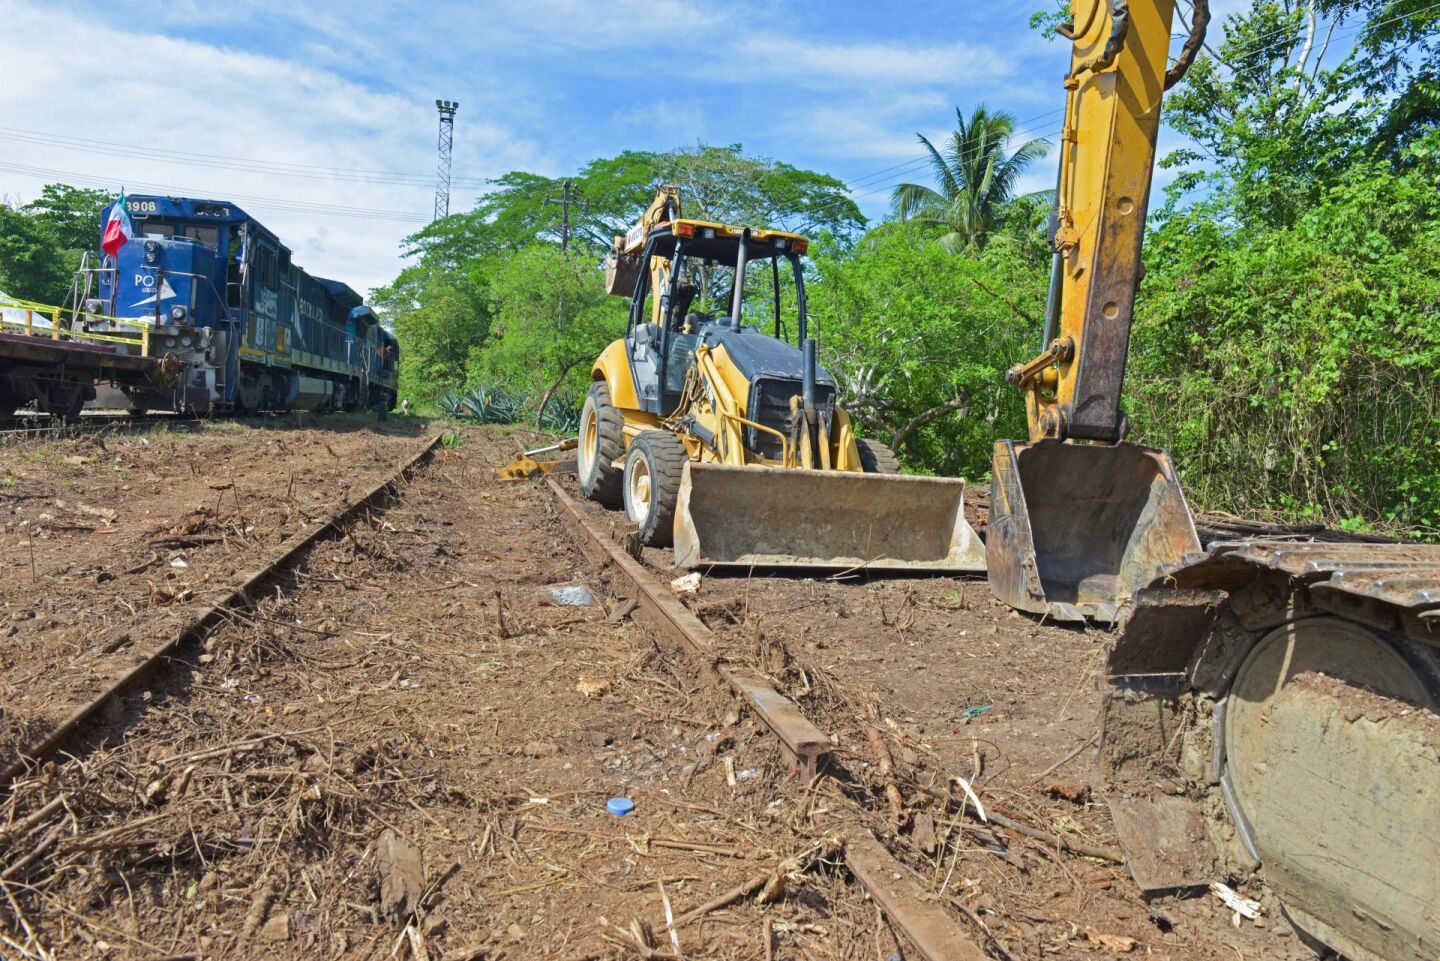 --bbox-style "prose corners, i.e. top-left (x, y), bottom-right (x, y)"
top-left (0, 432), bottom-right (445, 786)
top-left (846, 834), bottom-right (988, 961)
top-left (544, 475), bottom-right (831, 779)
top-left (539, 472), bottom-right (984, 961)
